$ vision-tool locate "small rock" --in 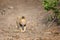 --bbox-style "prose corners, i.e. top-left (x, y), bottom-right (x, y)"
top-left (45, 32), bottom-right (52, 35)
top-left (8, 6), bottom-right (14, 9)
